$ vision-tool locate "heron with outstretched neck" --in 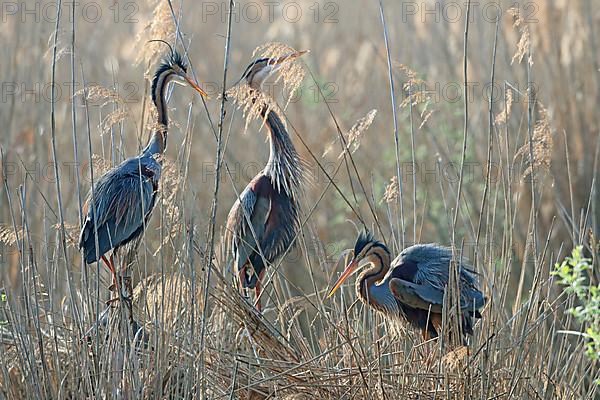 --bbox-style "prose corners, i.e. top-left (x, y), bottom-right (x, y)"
top-left (328, 230), bottom-right (485, 341)
top-left (225, 50), bottom-right (307, 312)
top-left (79, 43), bottom-right (207, 302)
